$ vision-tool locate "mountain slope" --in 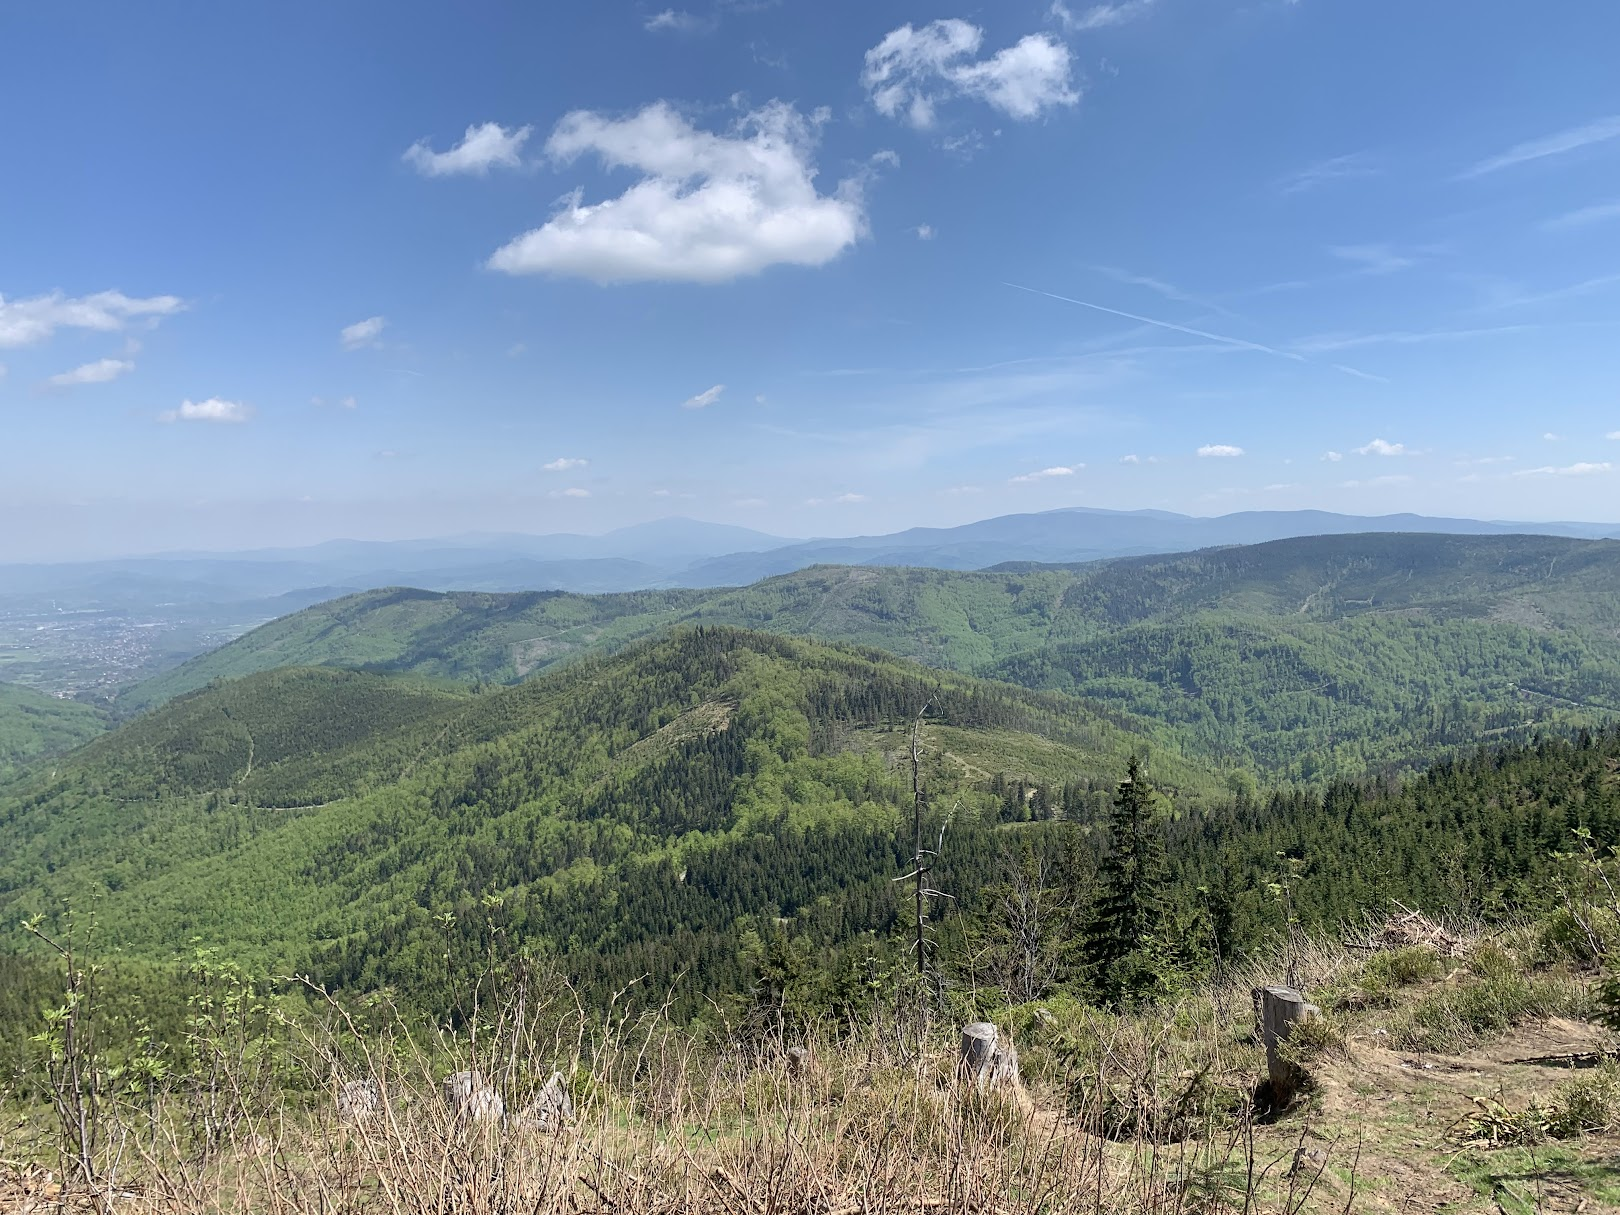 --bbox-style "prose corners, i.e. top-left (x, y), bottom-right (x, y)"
top-left (0, 682), bottom-right (106, 776)
top-left (117, 585), bottom-right (709, 713)
top-left (114, 533), bottom-right (1620, 778)
top-left (1, 628), bottom-right (1211, 1005)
